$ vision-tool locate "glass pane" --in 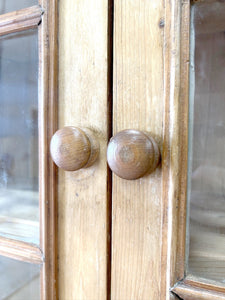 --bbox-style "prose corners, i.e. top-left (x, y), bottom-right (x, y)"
top-left (0, 256), bottom-right (40, 299)
top-left (0, 30), bottom-right (39, 244)
top-left (0, 0), bottom-right (37, 14)
top-left (187, 1), bottom-right (225, 283)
